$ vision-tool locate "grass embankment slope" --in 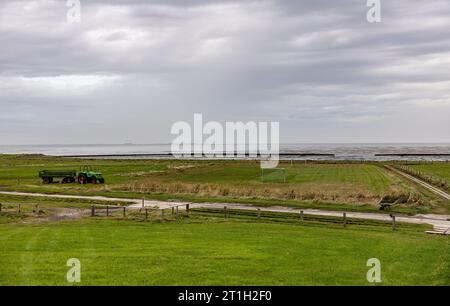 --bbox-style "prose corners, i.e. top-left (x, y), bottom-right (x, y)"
top-left (0, 217), bottom-right (448, 286)
top-left (0, 155), bottom-right (448, 214)
top-left (409, 163), bottom-right (450, 182)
